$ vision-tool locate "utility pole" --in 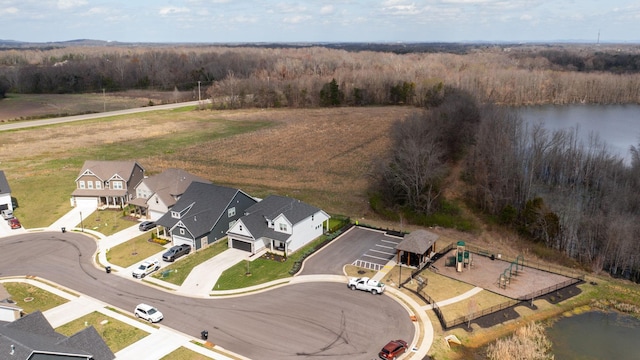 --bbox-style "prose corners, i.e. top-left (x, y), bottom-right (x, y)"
top-left (102, 88), bottom-right (106, 112)
top-left (197, 81), bottom-right (201, 104)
